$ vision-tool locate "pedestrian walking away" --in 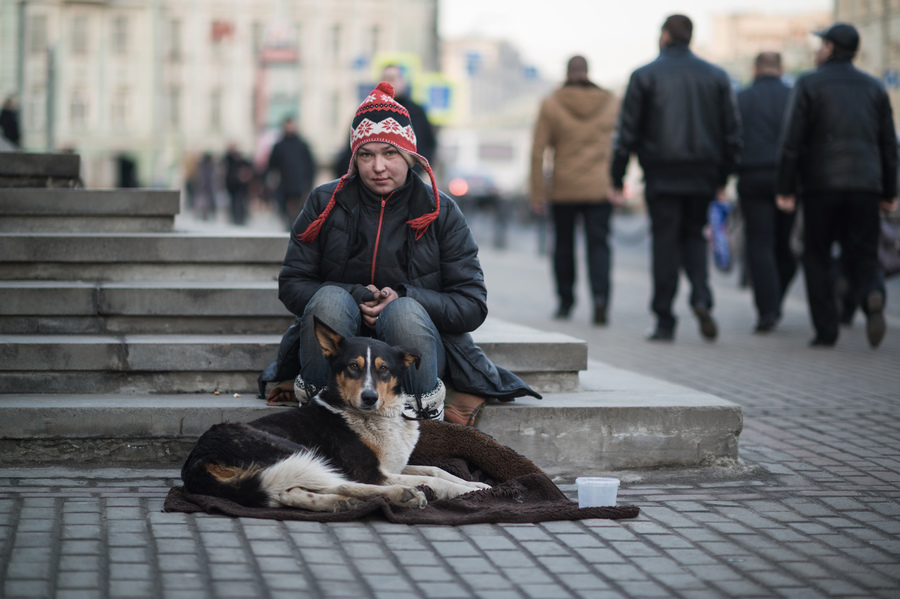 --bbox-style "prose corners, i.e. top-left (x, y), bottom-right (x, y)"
top-left (736, 52), bottom-right (797, 333)
top-left (776, 22), bottom-right (899, 348)
top-left (259, 81), bottom-right (539, 428)
top-left (0, 94), bottom-right (21, 147)
top-left (381, 64), bottom-right (438, 166)
top-left (223, 143), bottom-right (253, 225)
top-left (610, 14), bottom-right (741, 342)
top-left (266, 116), bottom-right (317, 231)
top-left (530, 55), bottom-right (621, 326)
